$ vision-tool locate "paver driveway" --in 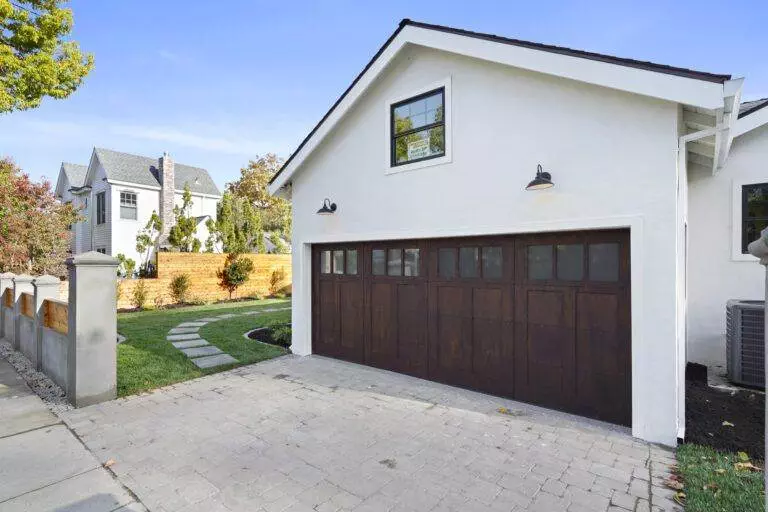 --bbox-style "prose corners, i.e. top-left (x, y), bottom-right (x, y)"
top-left (61, 355), bottom-right (681, 512)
